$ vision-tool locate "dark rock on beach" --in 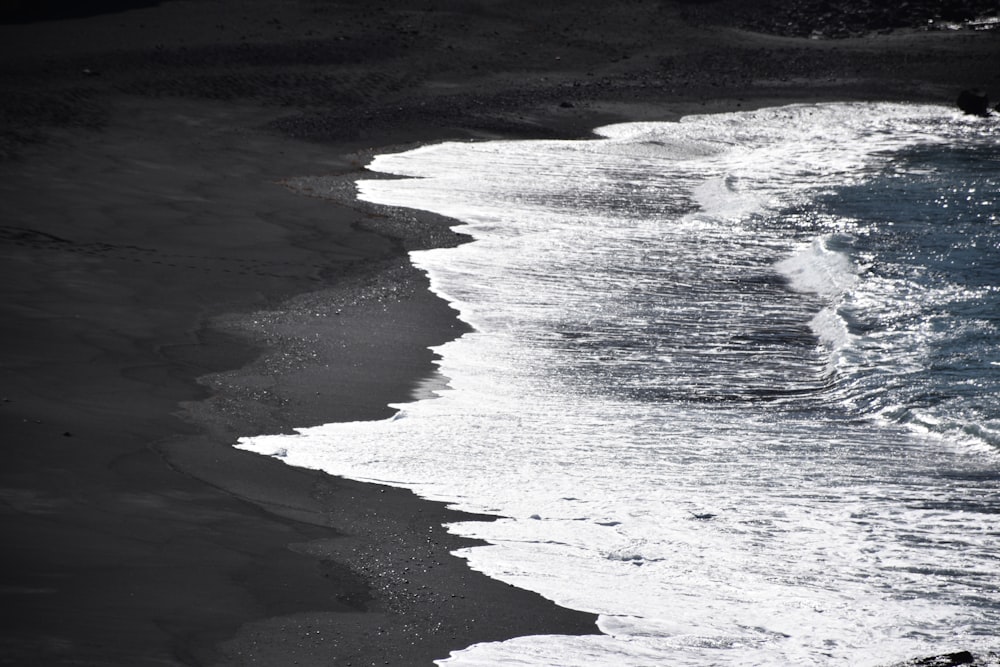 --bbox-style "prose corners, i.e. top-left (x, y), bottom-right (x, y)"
top-left (889, 649), bottom-right (1000, 666)
top-left (958, 88), bottom-right (991, 115)
top-left (909, 650), bottom-right (974, 666)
